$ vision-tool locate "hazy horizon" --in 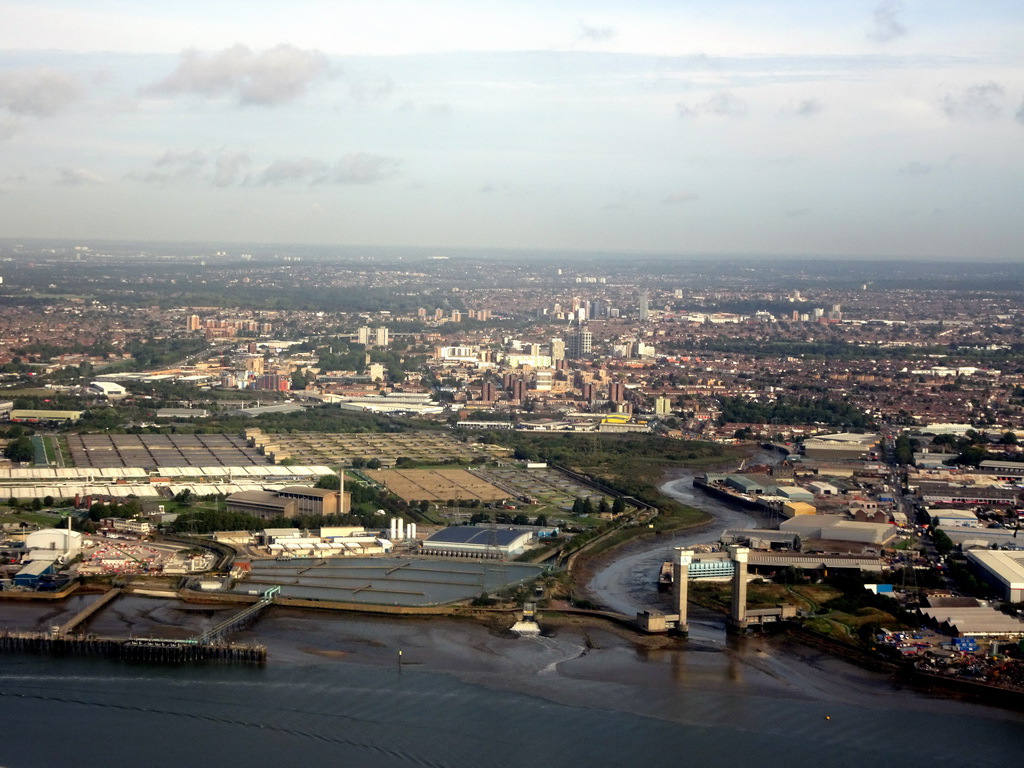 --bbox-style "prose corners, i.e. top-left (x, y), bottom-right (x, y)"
top-left (1, 2), bottom-right (1022, 261)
